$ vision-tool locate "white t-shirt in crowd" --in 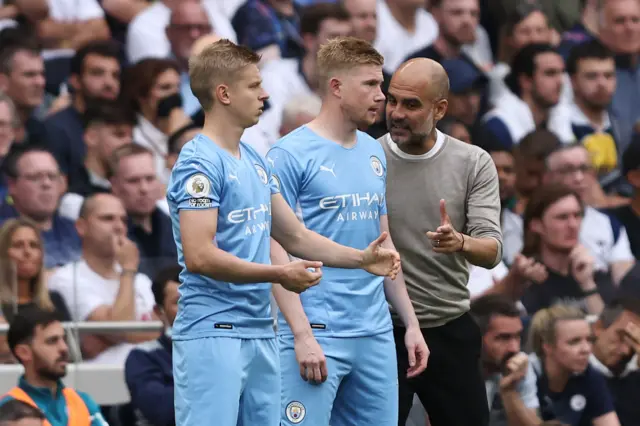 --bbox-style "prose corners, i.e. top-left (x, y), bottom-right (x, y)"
top-left (375, 0), bottom-right (438, 74)
top-left (468, 261), bottom-right (509, 298)
top-left (126, 1), bottom-right (236, 64)
top-left (47, 0), bottom-right (104, 21)
top-left (48, 260), bottom-right (156, 365)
